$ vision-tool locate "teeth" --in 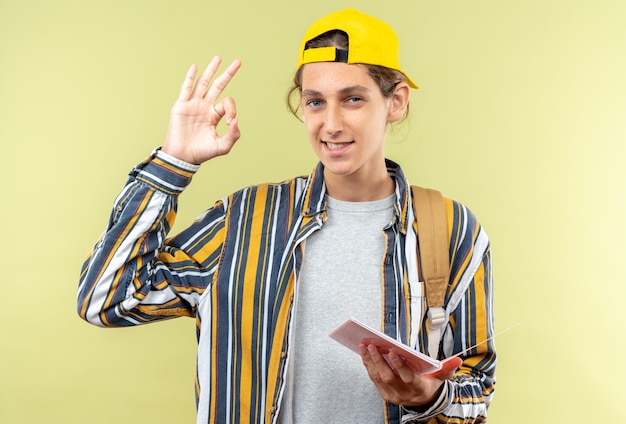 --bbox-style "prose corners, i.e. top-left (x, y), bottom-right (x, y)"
top-left (326, 142), bottom-right (350, 150)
